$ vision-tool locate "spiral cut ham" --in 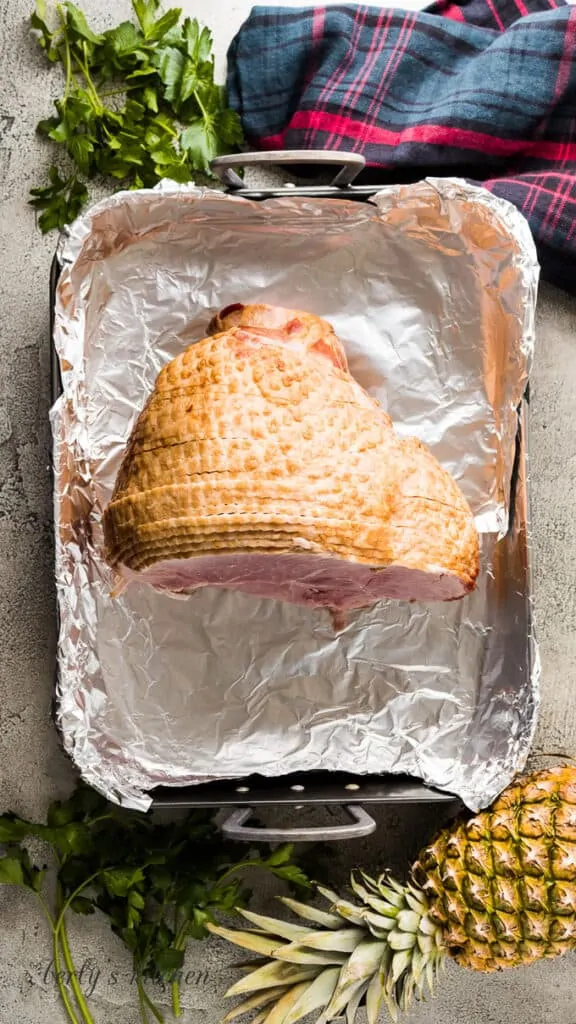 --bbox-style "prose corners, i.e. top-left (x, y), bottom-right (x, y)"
top-left (103, 304), bottom-right (479, 617)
